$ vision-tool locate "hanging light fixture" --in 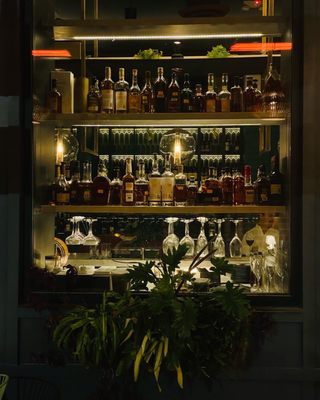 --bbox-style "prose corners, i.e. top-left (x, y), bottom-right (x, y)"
top-left (159, 128), bottom-right (196, 165)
